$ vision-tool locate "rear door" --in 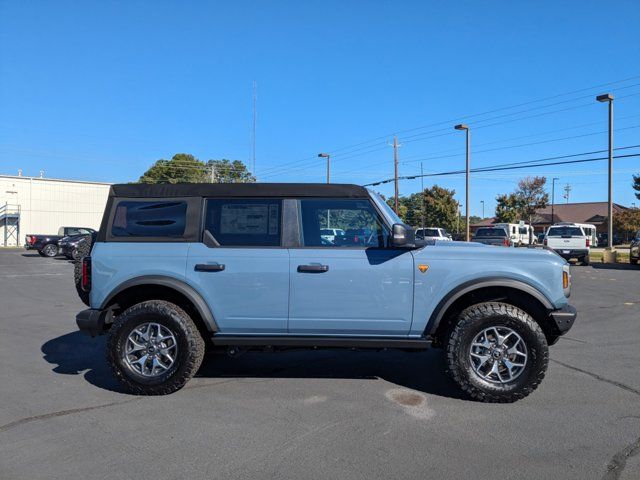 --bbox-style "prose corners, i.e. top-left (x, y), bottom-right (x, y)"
top-left (186, 198), bottom-right (289, 334)
top-left (288, 198), bottom-right (414, 336)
